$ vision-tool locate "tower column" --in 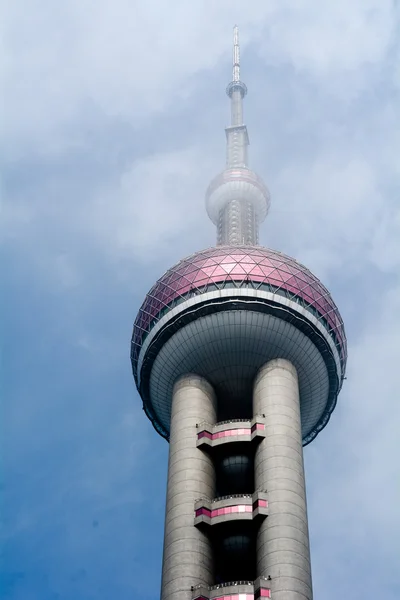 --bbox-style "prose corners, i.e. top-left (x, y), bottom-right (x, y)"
top-left (253, 359), bottom-right (313, 600)
top-left (161, 374), bottom-right (217, 600)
